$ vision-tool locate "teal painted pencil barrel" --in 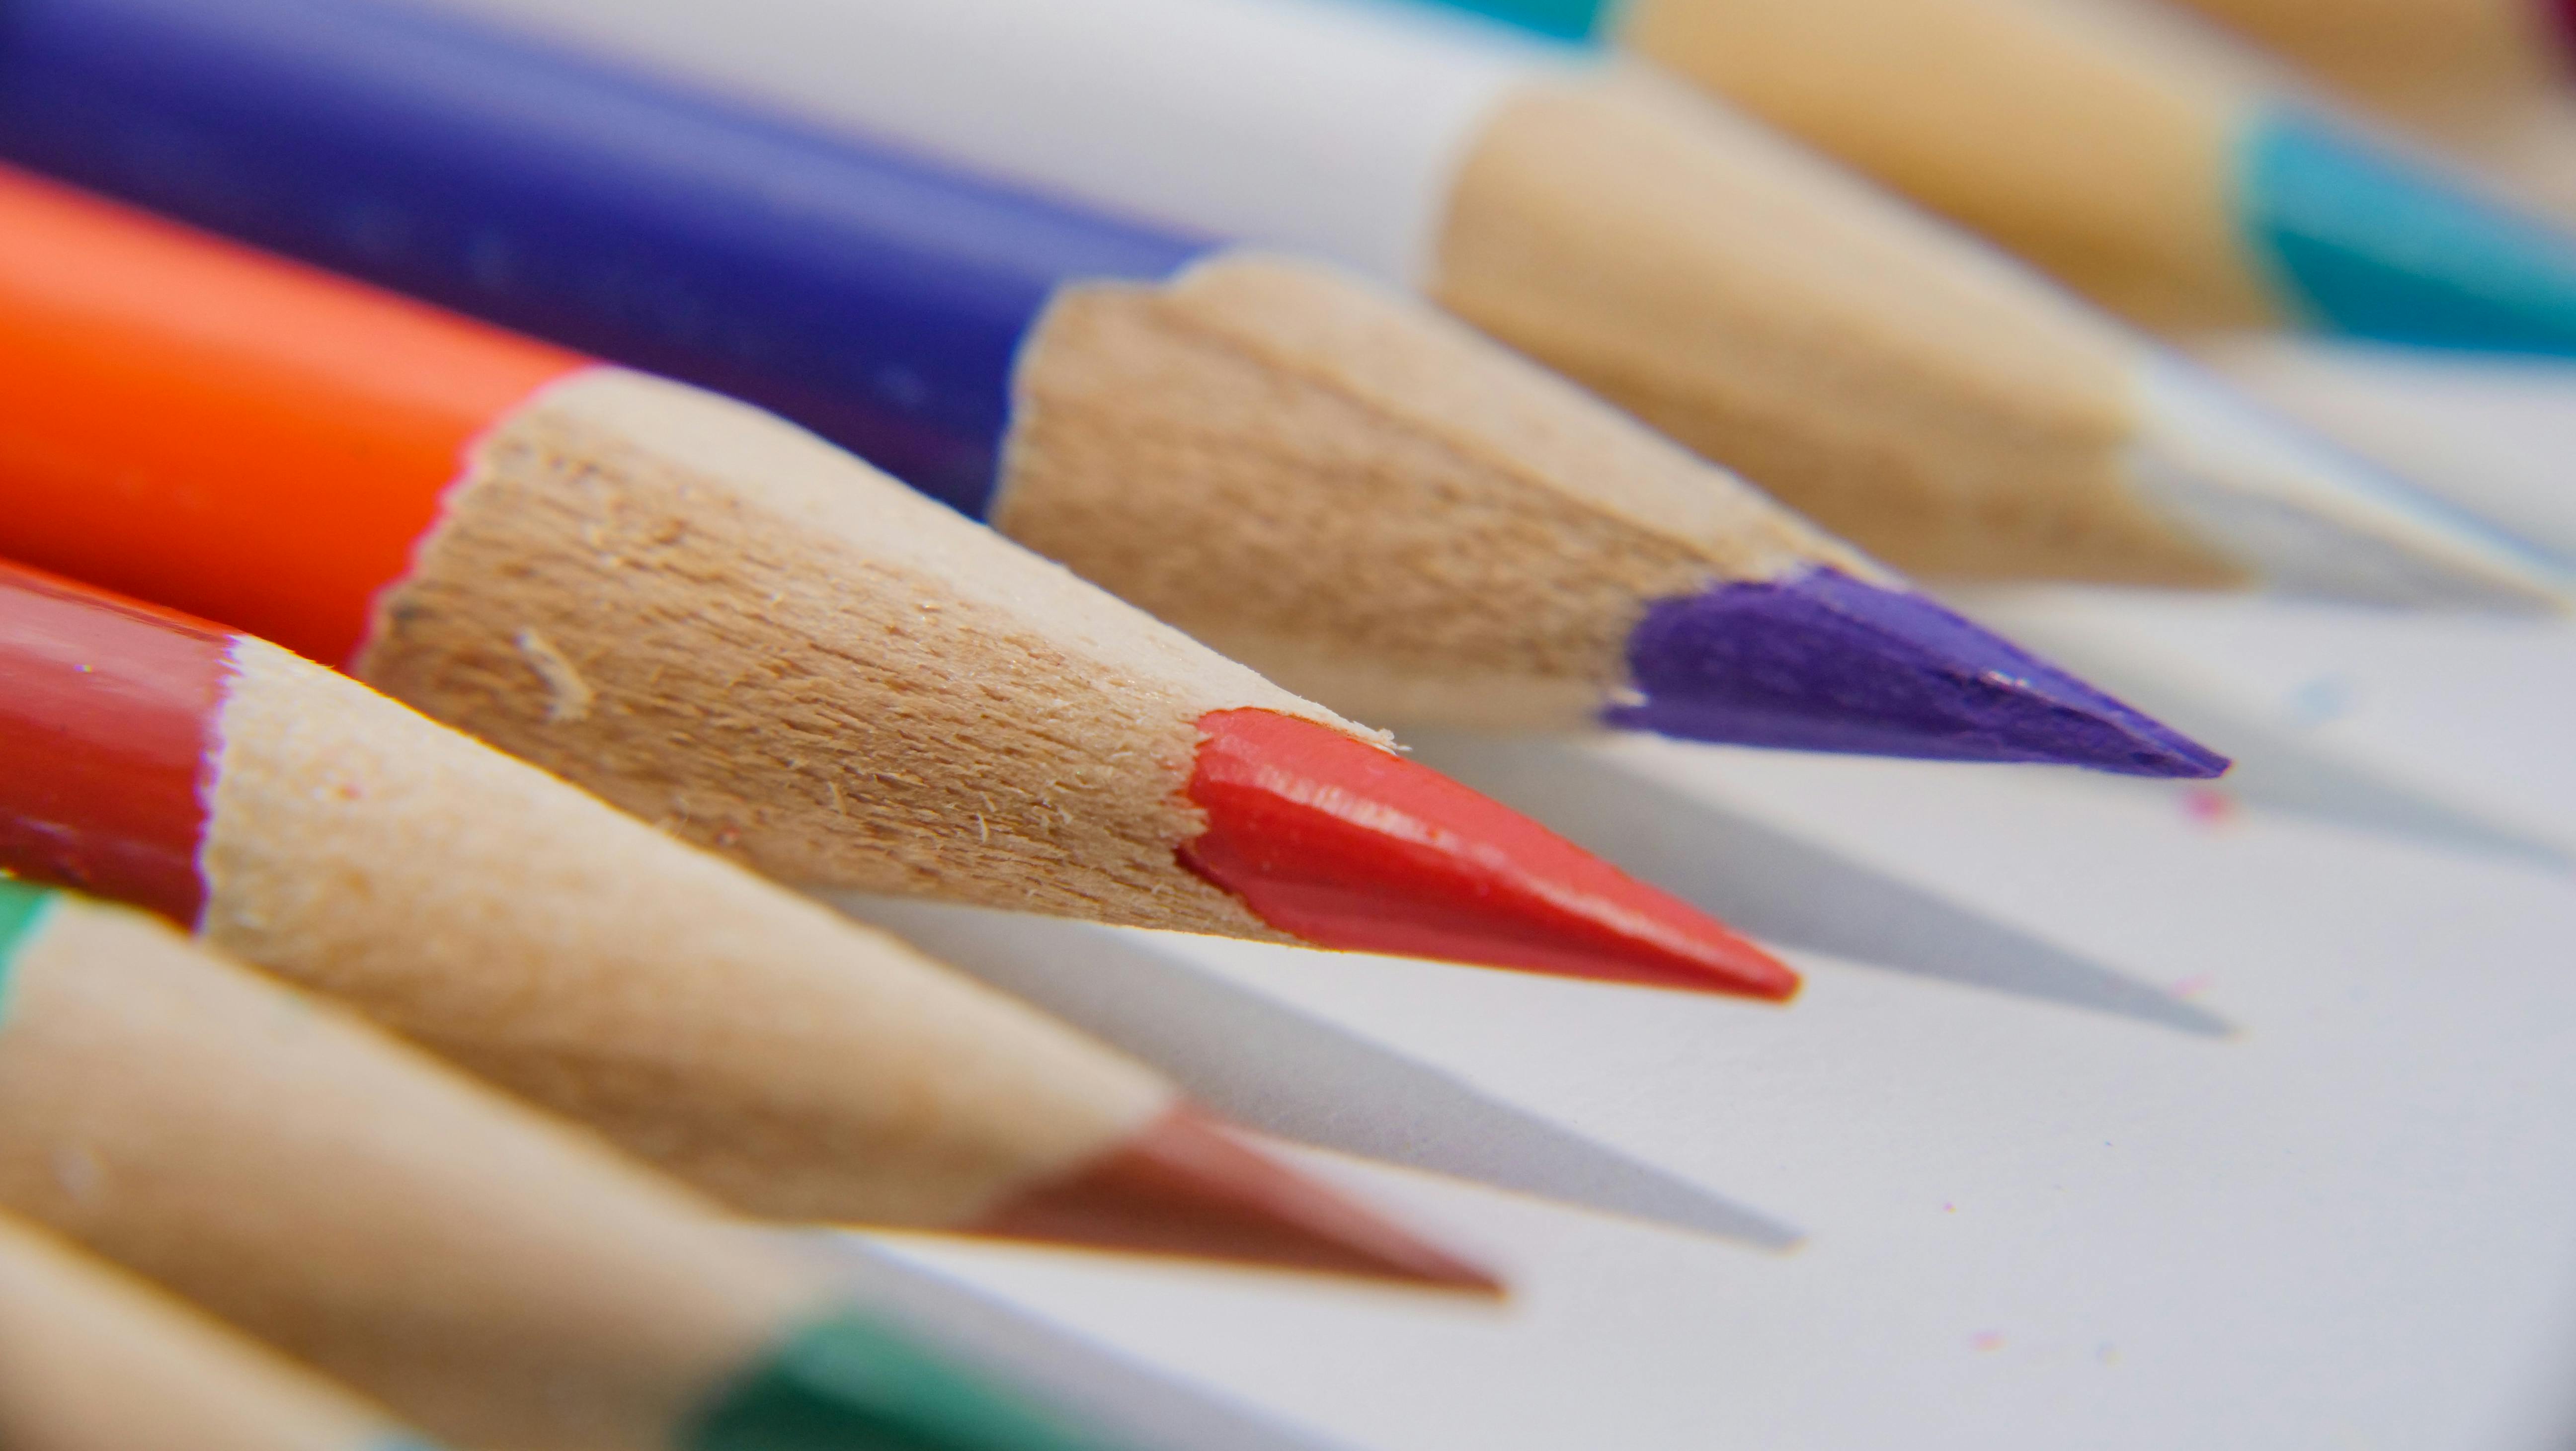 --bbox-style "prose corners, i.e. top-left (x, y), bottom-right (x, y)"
top-left (1436, 0), bottom-right (1614, 40)
top-left (2239, 105), bottom-right (2576, 355)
